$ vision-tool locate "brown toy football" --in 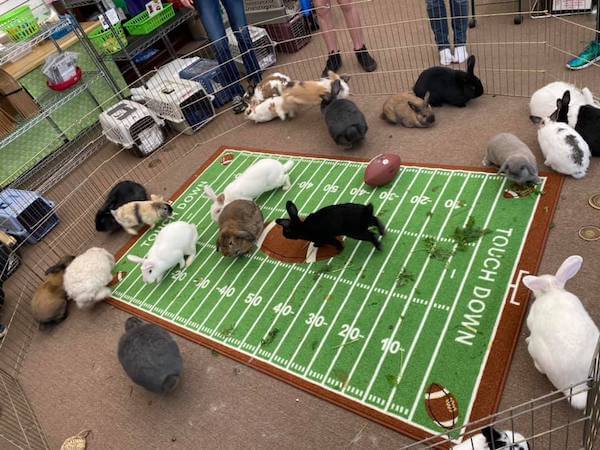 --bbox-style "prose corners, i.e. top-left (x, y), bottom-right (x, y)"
top-left (364, 153), bottom-right (402, 187)
top-left (424, 383), bottom-right (459, 429)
